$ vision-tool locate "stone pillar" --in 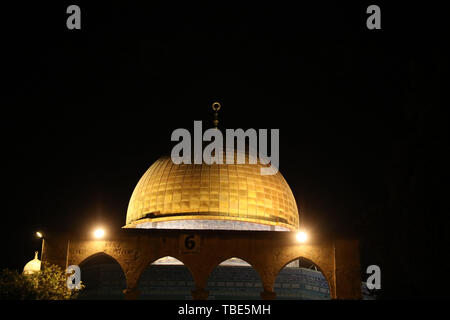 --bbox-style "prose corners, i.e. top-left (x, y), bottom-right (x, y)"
top-left (123, 288), bottom-right (140, 300)
top-left (191, 288), bottom-right (209, 300)
top-left (258, 266), bottom-right (277, 300)
top-left (260, 290), bottom-right (276, 300)
top-left (334, 239), bottom-right (362, 299)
